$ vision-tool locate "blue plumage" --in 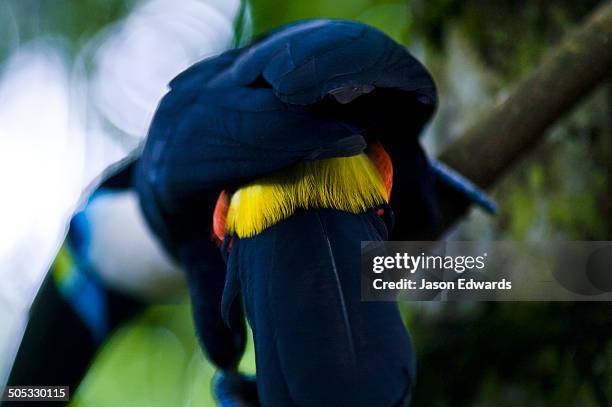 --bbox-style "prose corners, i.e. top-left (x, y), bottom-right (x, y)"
top-left (135, 19), bottom-right (494, 406)
top-left (137, 20), bottom-right (437, 220)
top-left (430, 159), bottom-right (497, 214)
